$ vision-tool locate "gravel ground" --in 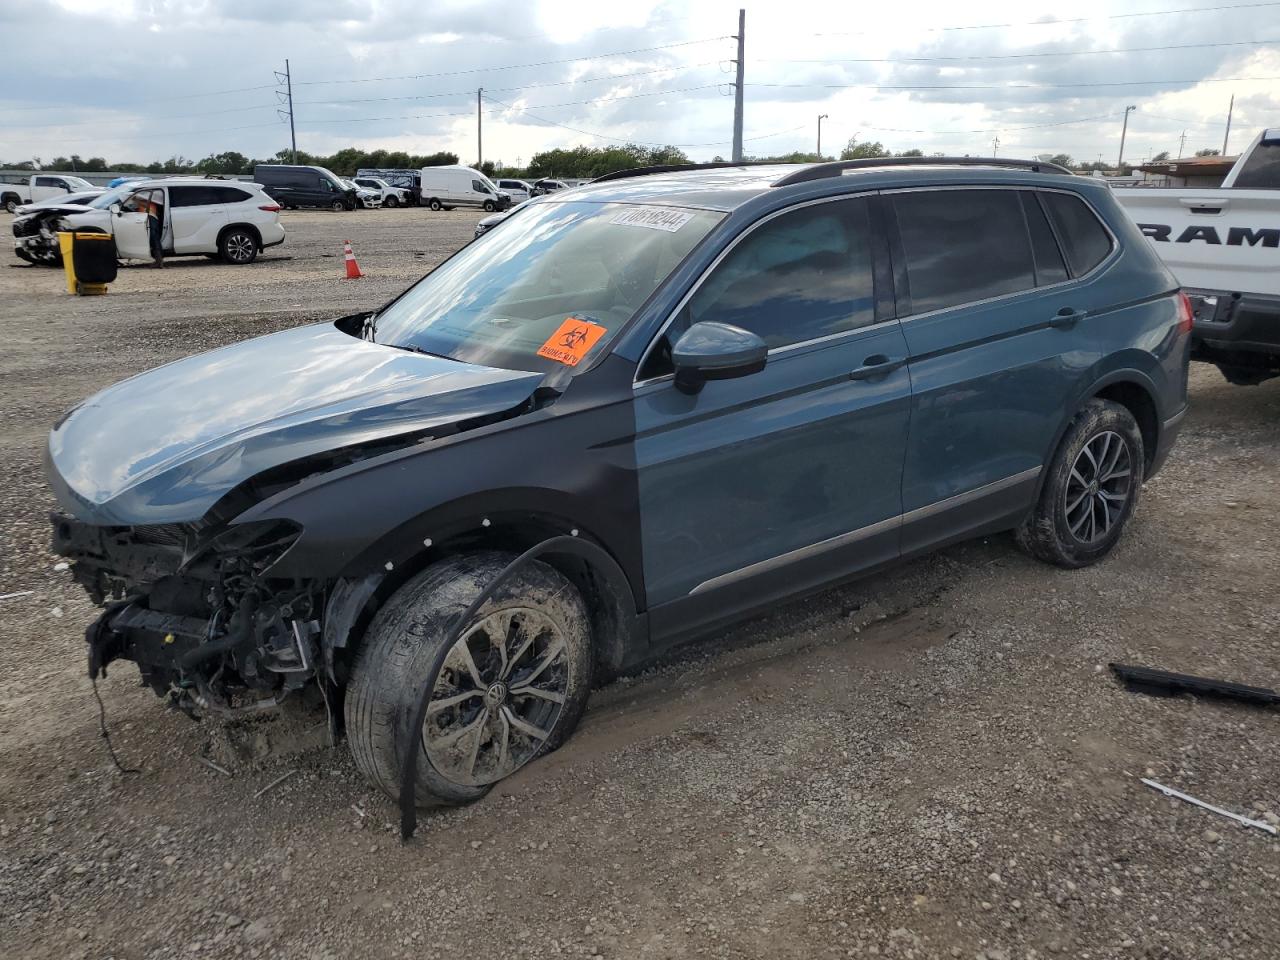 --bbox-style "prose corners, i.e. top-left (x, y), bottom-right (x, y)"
top-left (1, 208), bottom-right (1278, 960)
